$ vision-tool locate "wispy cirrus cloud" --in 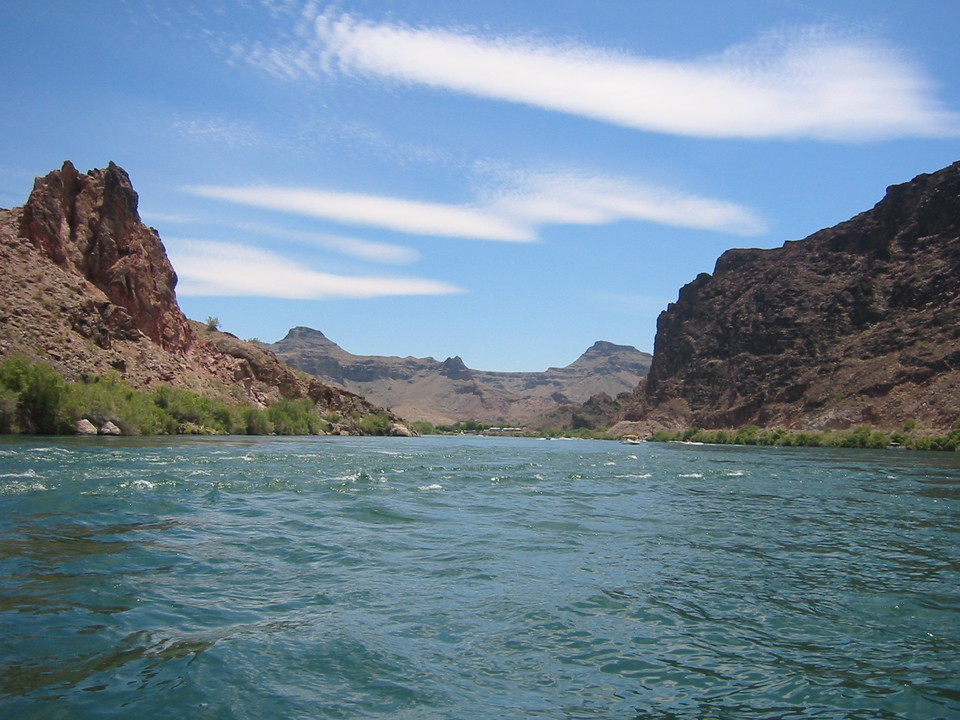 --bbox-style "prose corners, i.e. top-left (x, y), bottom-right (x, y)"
top-left (172, 115), bottom-right (263, 147)
top-left (235, 221), bottom-right (421, 264)
top-left (186, 168), bottom-right (766, 240)
top-left (242, 9), bottom-right (959, 141)
top-left (187, 184), bottom-right (533, 241)
top-left (489, 171), bottom-right (766, 236)
top-left (165, 239), bottom-right (461, 299)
